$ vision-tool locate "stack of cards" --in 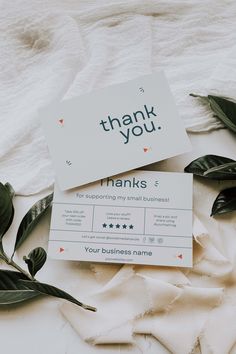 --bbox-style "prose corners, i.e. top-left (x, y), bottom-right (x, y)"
top-left (41, 72), bottom-right (193, 267)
